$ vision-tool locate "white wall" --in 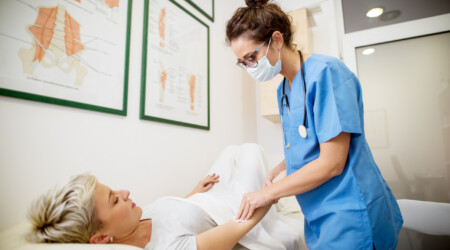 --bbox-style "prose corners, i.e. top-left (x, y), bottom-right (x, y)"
top-left (0, 0), bottom-right (256, 231)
